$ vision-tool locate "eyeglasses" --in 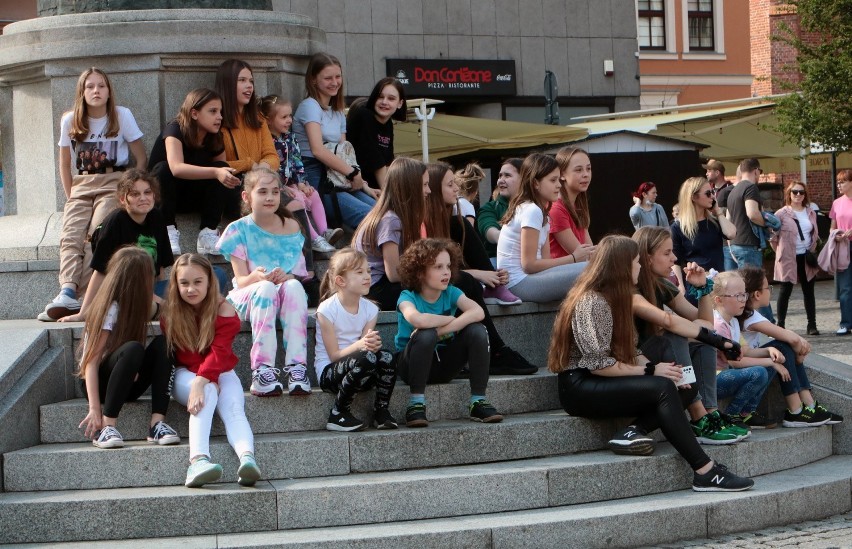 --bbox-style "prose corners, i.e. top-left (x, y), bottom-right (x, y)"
top-left (720, 292), bottom-right (748, 303)
top-left (790, 189), bottom-right (806, 196)
top-left (695, 189), bottom-right (716, 198)
top-left (762, 286), bottom-right (772, 292)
